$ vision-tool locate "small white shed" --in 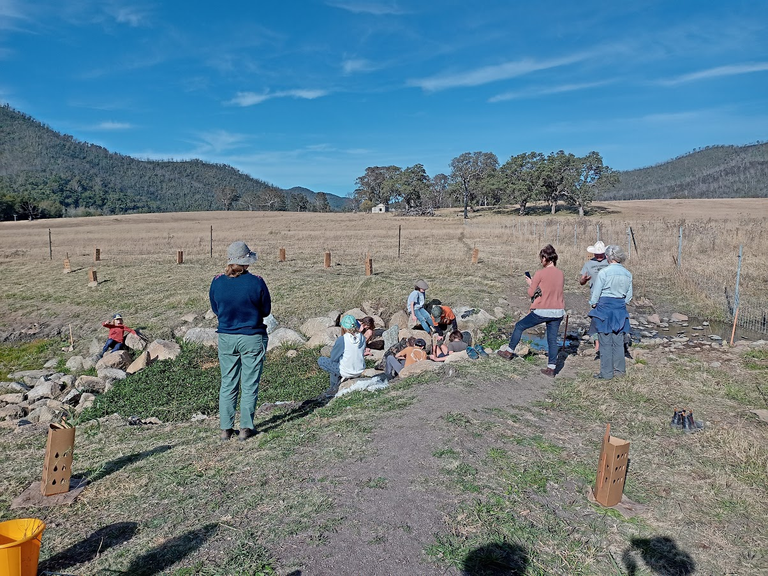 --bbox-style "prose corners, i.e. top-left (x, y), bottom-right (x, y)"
top-left (372, 203), bottom-right (388, 213)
